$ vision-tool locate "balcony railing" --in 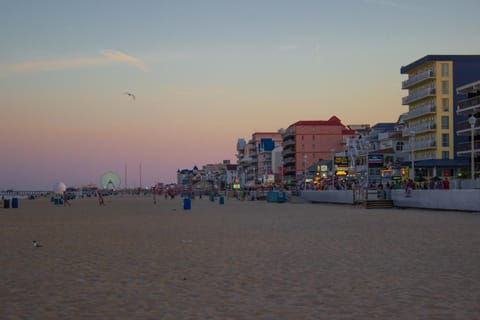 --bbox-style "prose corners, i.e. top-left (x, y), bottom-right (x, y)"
top-left (456, 141), bottom-right (480, 154)
top-left (403, 139), bottom-right (437, 152)
top-left (402, 122), bottom-right (436, 136)
top-left (402, 69), bottom-right (436, 89)
top-left (456, 122), bottom-right (479, 133)
top-left (403, 103), bottom-right (436, 121)
top-left (283, 138), bottom-right (295, 147)
top-left (402, 87), bottom-right (436, 105)
top-left (283, 156), bottom-right (296, 164)
top-left (457, 96), bottom-right (480, 114)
